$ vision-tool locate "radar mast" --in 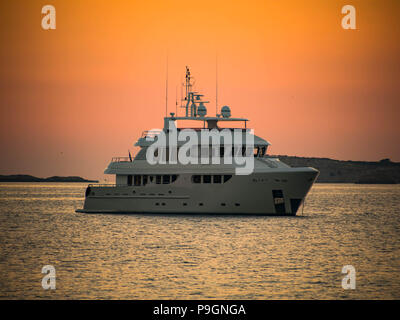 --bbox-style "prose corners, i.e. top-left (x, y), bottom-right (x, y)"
top-left (181, 66), bottom-right (209, 118)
